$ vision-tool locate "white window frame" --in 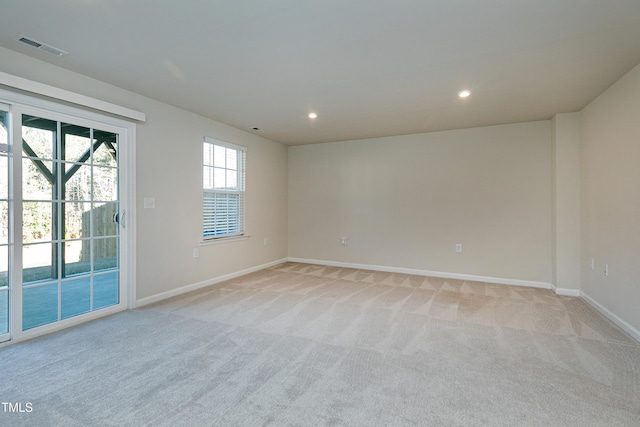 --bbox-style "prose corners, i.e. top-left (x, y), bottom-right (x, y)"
top-left (202, 137), bottom-right (246, 241)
